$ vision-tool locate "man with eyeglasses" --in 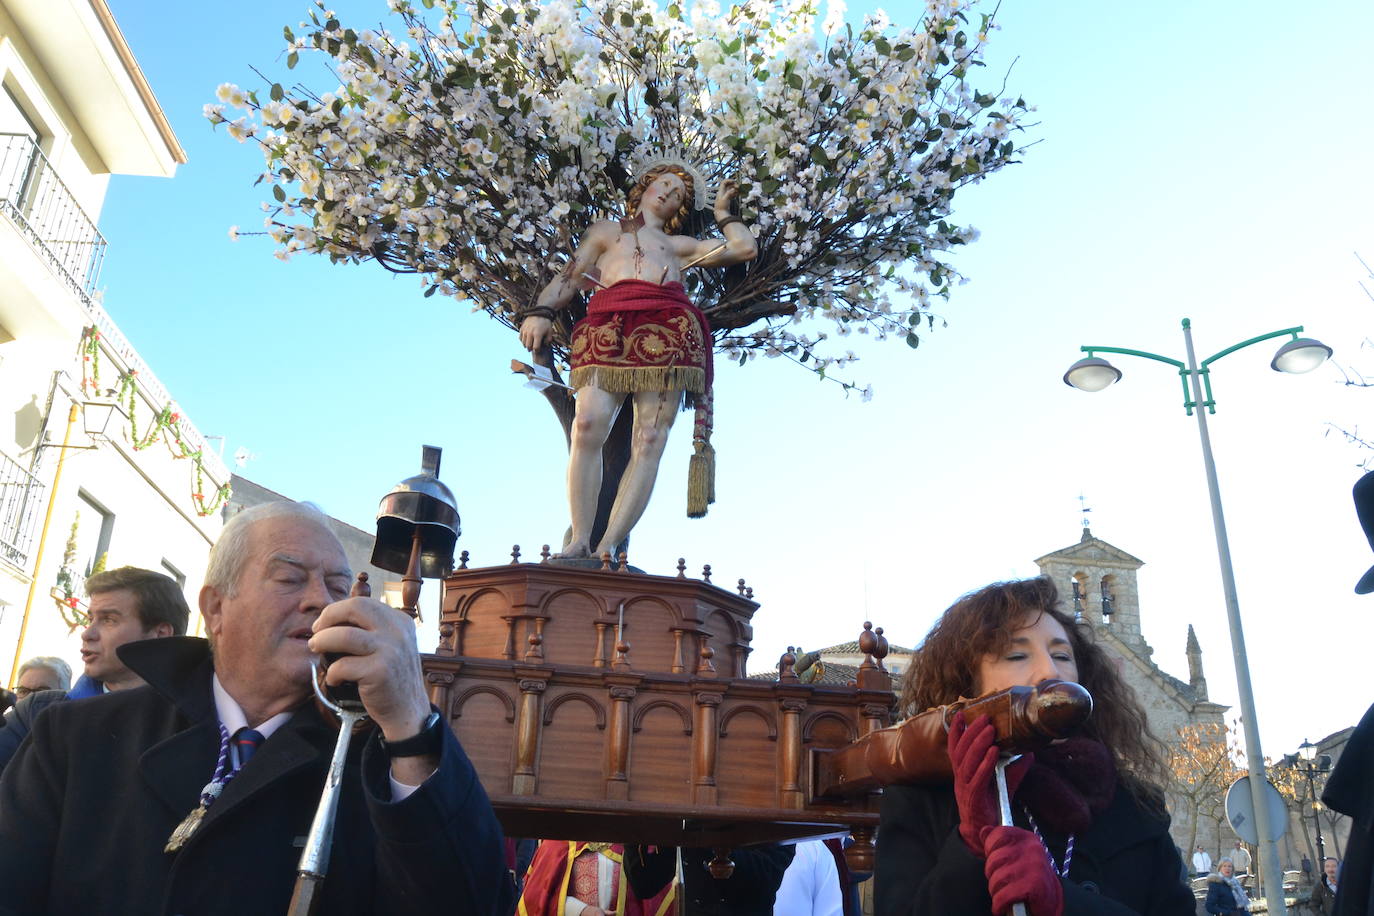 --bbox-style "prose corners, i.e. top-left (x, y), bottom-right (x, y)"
top-left (12, 657), bottom-right (71, 699)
